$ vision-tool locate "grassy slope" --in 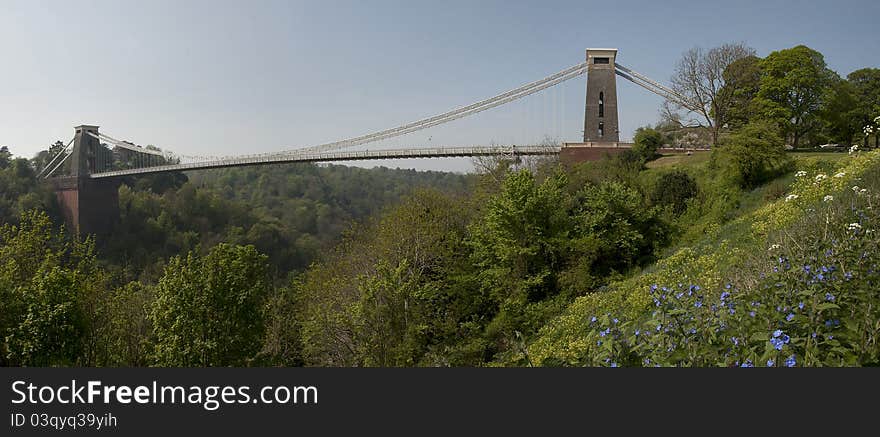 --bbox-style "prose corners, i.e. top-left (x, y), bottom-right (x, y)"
top-left (528, 150), bottom-right (875, 365)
